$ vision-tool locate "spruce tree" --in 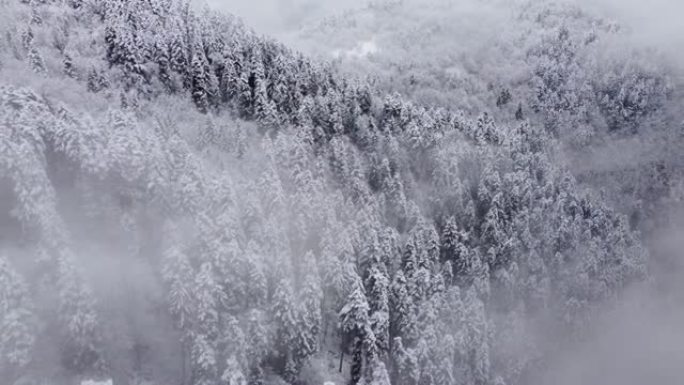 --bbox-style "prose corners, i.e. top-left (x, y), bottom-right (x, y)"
top-left (191, 49), bottom-right (210, 113)
top-left (0, 255), bottom-right (35, 381)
